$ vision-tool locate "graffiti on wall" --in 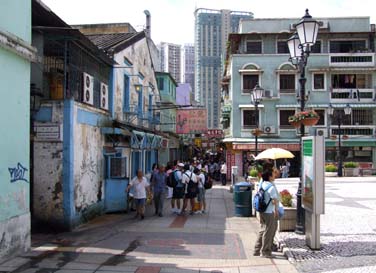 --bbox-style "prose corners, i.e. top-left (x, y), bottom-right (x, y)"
top-left (8, 163), bottom-right (28, 183)
top-left (80, 156), bottom-right (97, 180)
